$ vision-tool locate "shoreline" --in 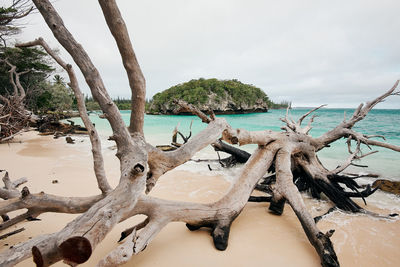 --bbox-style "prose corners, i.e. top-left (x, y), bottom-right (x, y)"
top-left (145, 108), bottom-right (270, 115)
top-left (0, 131), bottom-right (399, 266)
